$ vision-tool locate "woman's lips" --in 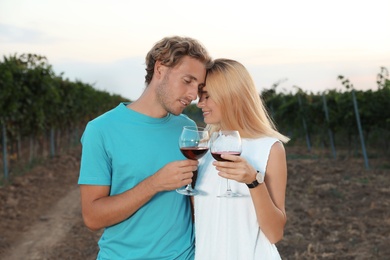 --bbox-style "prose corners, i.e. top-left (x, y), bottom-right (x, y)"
top-left (202, 110), bottom-right (210, 117)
